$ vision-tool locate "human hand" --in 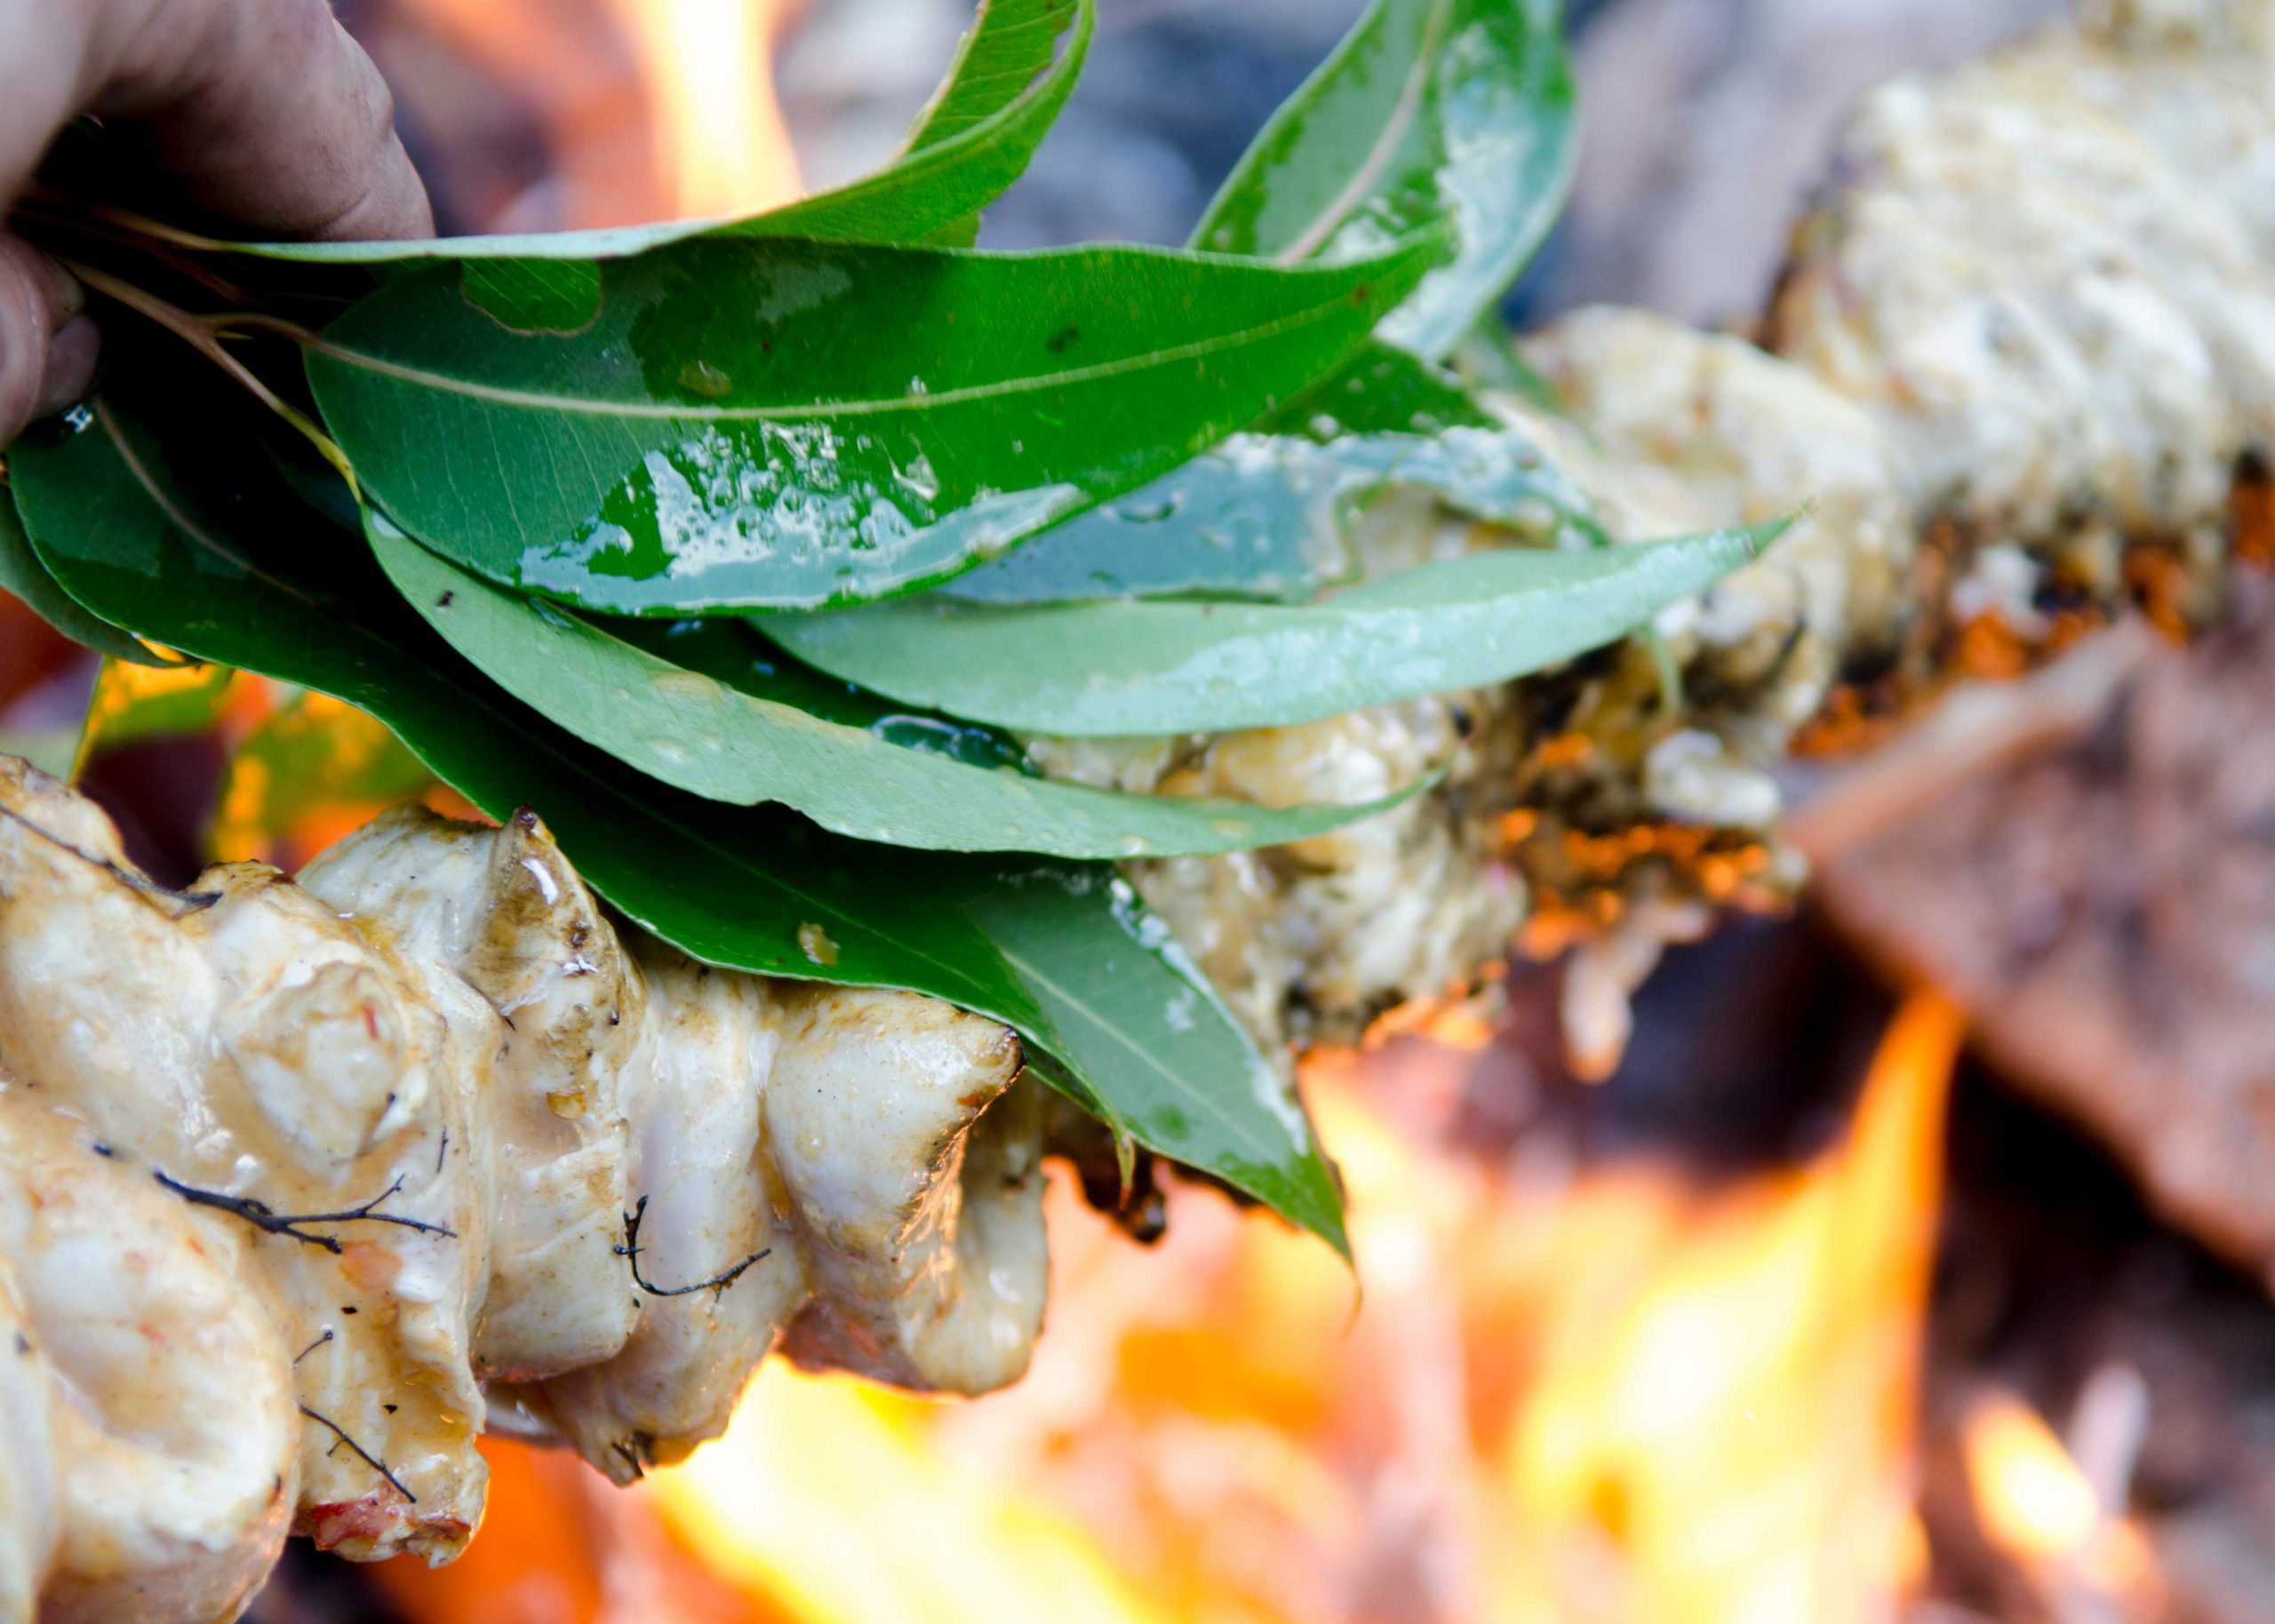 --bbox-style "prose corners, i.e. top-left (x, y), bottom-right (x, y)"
top-left (0, 0), bottom-right (430, 443)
